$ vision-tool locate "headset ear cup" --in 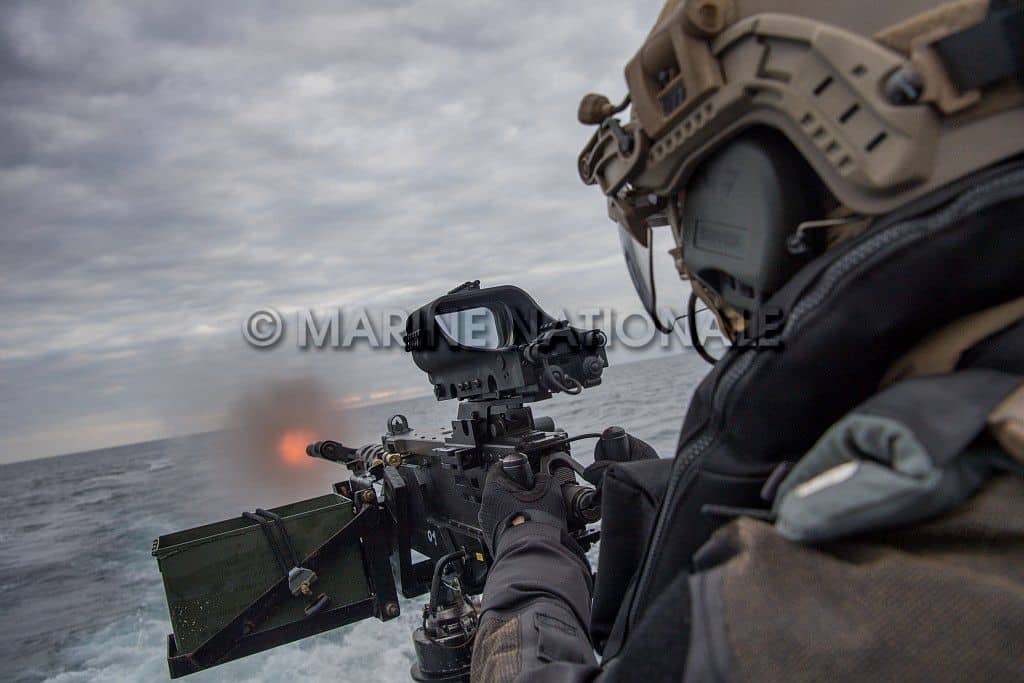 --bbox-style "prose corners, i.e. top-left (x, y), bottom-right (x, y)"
top-left (680, 127), bottom-right (827, 318)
